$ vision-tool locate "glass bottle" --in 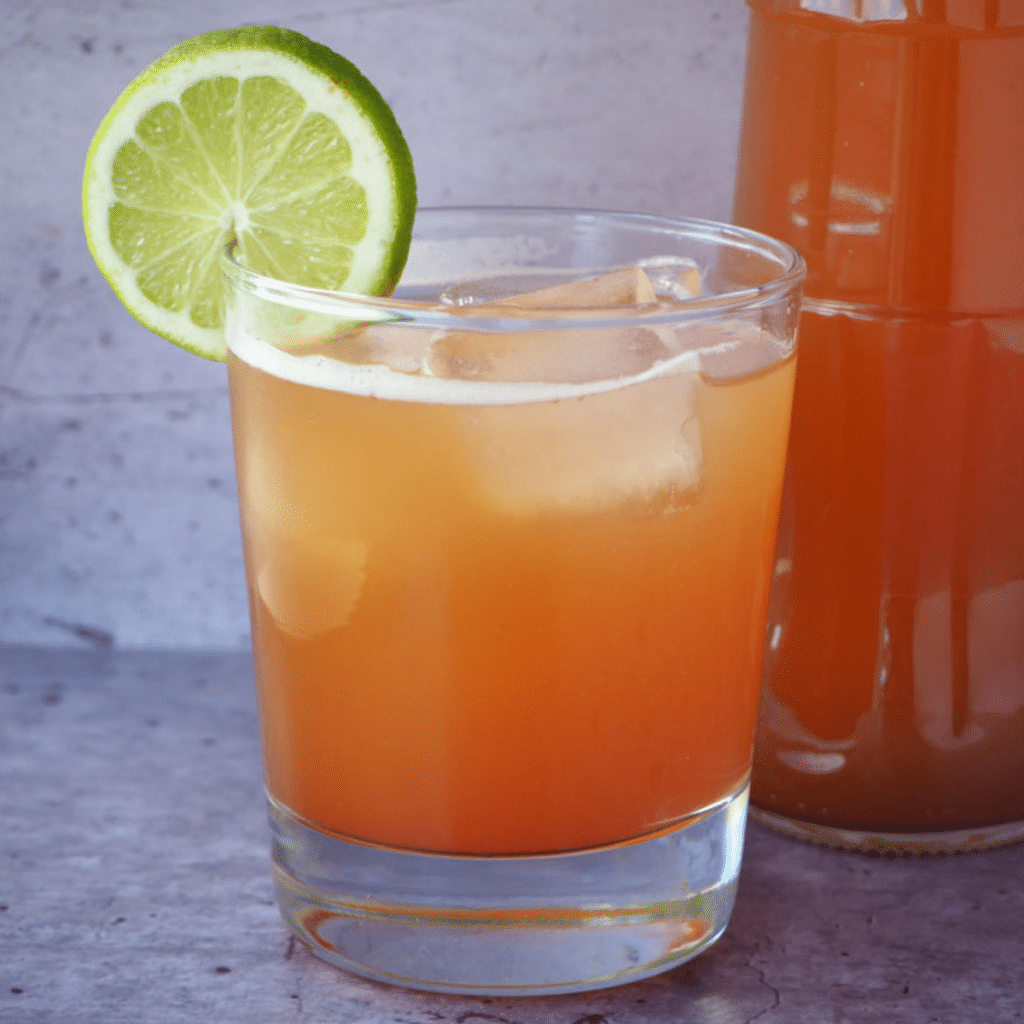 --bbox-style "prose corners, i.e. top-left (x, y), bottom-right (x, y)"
top-left (733, 0), bottom-right (1024, 852)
